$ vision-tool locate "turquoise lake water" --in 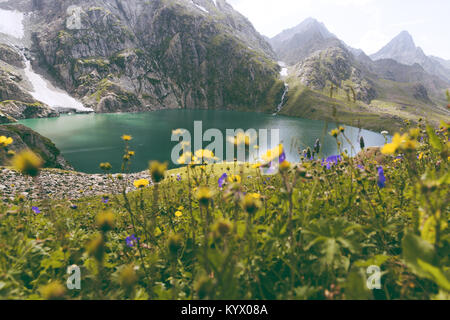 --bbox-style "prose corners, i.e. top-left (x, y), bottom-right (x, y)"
top-left (19, 110), bottom-right (387, 173)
